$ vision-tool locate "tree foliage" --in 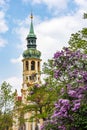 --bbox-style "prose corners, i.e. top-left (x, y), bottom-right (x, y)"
top-left (24, 83), bottom-right (58, 122)
top-left (68, 28), bottom-right (87, 53)
top-left (68, 13), bottom-right (87, 53)
top-left (0, 81), bottom-right (14, 130)
top-left (42, 59), bottom-right (60, 93)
